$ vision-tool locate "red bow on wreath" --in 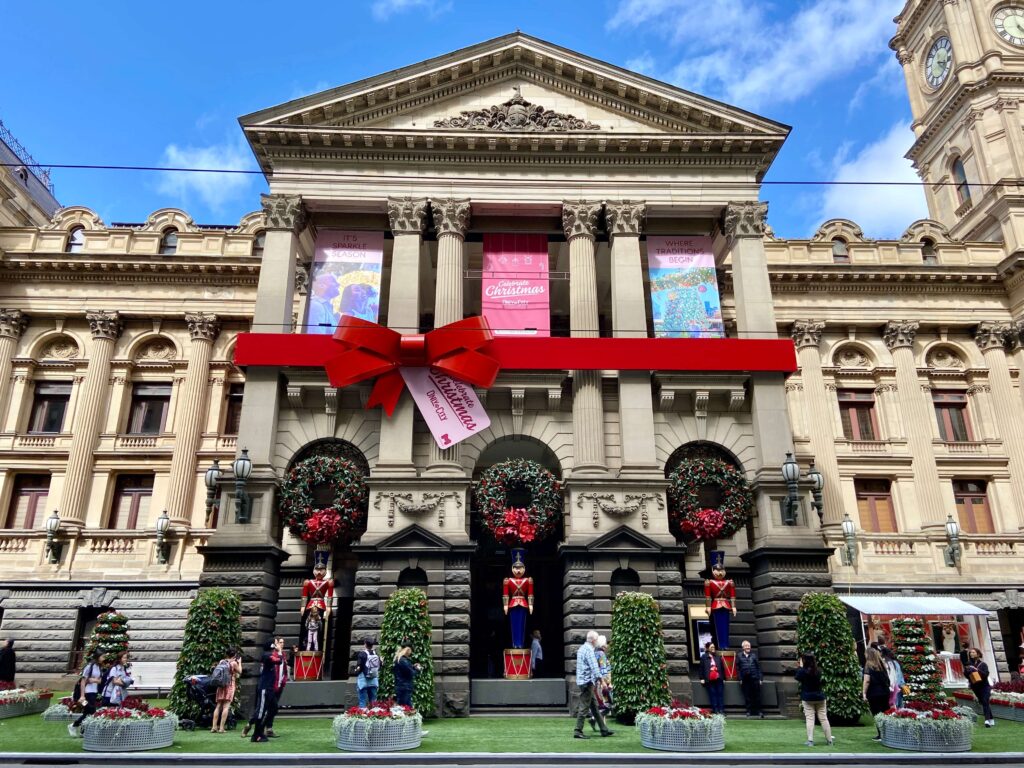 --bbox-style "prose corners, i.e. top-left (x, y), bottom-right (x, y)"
top-left (323, 316), bottom-right (500, 416)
